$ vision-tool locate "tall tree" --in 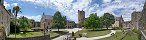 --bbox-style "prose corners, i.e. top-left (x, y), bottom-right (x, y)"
top-left (12, 6), bottom-right (21, 38)
top-left (83, 13), bottom-right (102, 30)
top-left (18, 16), bottom-right (31, 33)
top-left (102, 13), bottom-right (115, 29)
top-left (52, 11), bottom-right (66, 31)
